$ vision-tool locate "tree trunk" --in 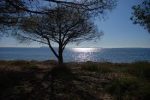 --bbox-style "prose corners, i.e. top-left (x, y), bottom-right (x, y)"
top-left (58, 45), bottom-right (63, 64)
top-left (47, 38), bottom-right (59, 61)
top-left (58, 52), bottom-right (63, 64)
